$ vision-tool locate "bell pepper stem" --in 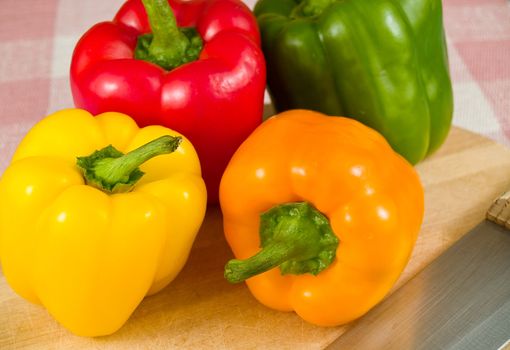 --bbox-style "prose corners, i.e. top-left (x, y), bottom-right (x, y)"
top-left (224, 202), bottom-right (339, 284)
top-left (77, 135), bottom-right (182, 194)
top-left (96, 136), bottom-right (180, 184)
top-left (135, 0), bottom-right (203, 70)
top-left (143, 0), bottom-right (187, 52)
top-left (295, 0), bottom-right (336, 17)
top-left (225, 242), bottom-right (299, 284)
